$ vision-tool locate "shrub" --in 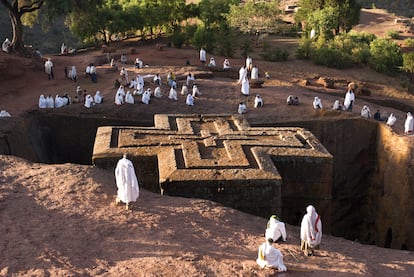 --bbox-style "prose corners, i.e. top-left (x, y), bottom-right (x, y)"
top-left (404, 38), bottom-right (414, 47)
top-left (260, 47), bottom-right (289, 62)
top-left (386, 30), bottom-right (399, 39)
top-left (191, 27), bottom-right (215, 52)
top-left (311, 47), bottom-right (354, 69)
top-left (369, 38), bottom-right (403, 75)
top-left (403, 52), bottom-right (414, 73)
top-left (296, 37), bottom-right (313, 59)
